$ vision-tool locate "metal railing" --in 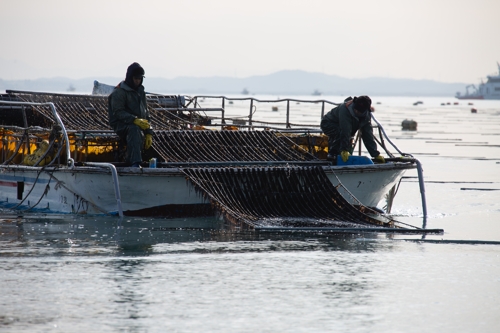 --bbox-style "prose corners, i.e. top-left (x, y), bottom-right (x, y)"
top-left (189, 95), bottom-right (339, 130)
top-left (0, 100), bottom-right (74, 168)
